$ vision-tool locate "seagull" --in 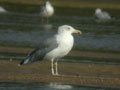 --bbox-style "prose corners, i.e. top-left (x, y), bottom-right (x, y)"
top-left (40, 1), bottom-right (54, 23)
top-left (0, 6), bottom-right (7, 13)
top-left (94, 8), bottom-right (111, 22)
top-left (19, 25), bottom-right (82, 76)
